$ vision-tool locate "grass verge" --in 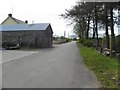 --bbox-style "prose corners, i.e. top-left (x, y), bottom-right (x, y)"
top-left (79, 45), bottom-right (119, 88)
